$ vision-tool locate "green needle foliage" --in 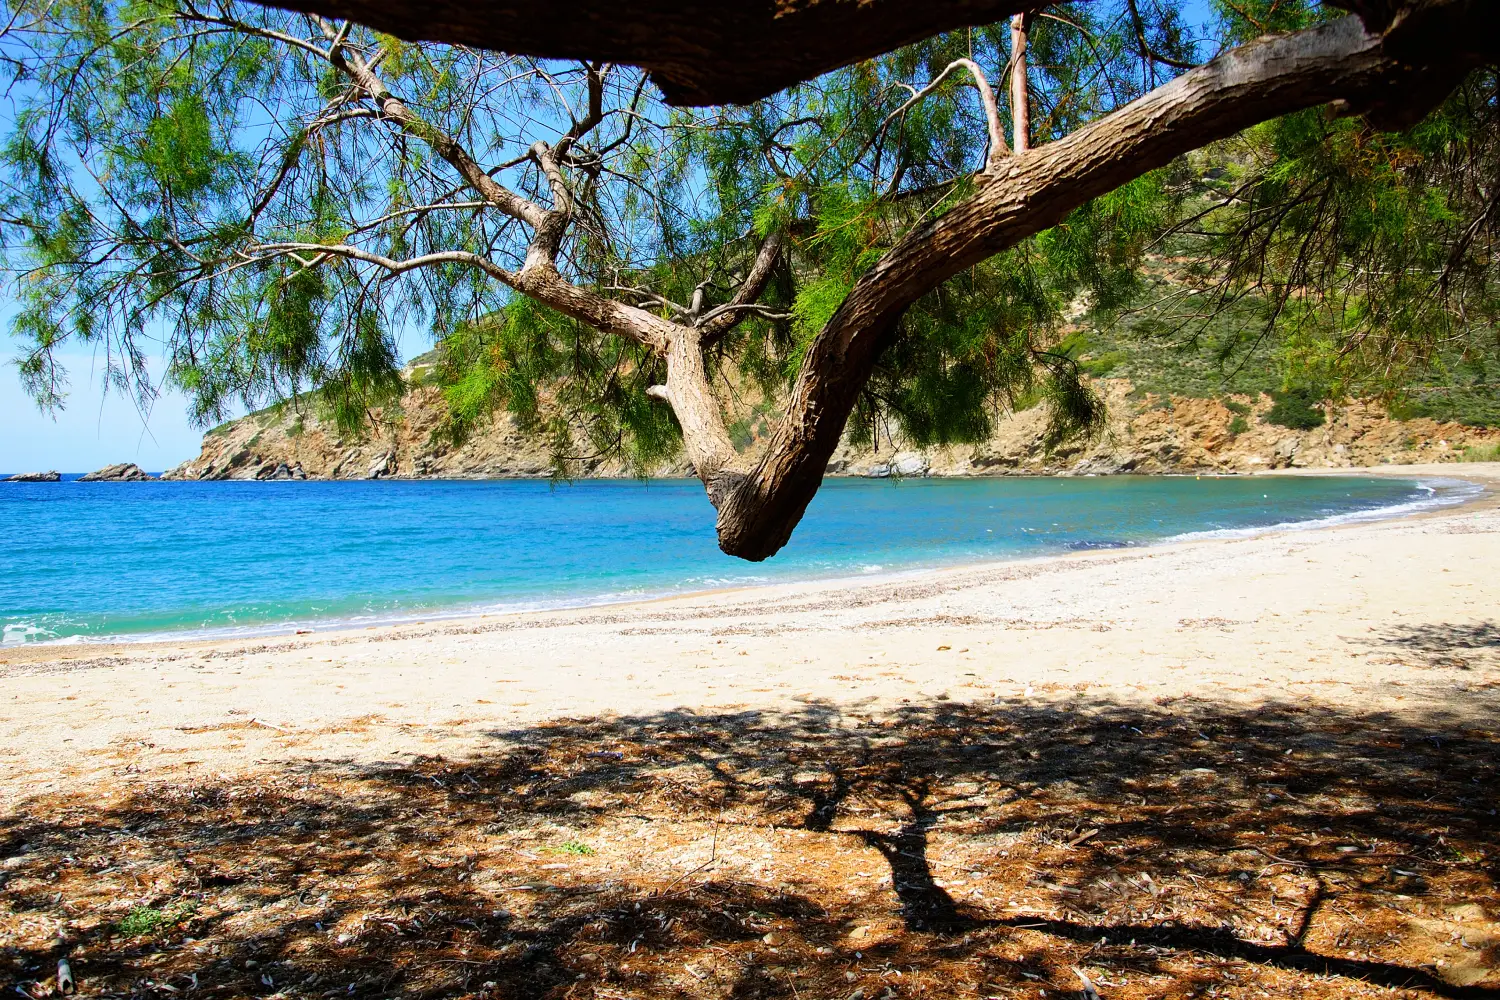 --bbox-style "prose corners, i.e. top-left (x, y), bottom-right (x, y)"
top-left (0, 0), bottom-right (1494, 479)
top-left (1151, 1), bottom-right (1500, 410)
